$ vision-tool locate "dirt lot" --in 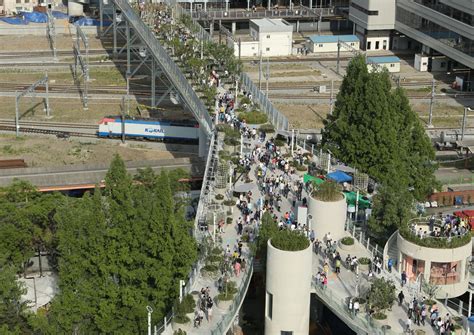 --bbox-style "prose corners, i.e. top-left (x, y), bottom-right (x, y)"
top-left (0, 96), bottom-right (189, 123)
top-left (413, 102), bottom-right (466, 127)
top-left (273, 103), bottom-right (330, 129)
top-left (0, 34), bottom-right (110, 52)
top-left (0, 134), bottom-right (190, 167)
